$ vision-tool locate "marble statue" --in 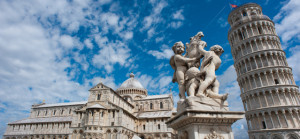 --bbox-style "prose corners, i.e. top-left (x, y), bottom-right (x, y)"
top-left (170, 41), bottom-right (198, 100)
top-left (167, 31), bottom-right (245, 139)
top-left (170, 32), bottom-right (228, 103)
